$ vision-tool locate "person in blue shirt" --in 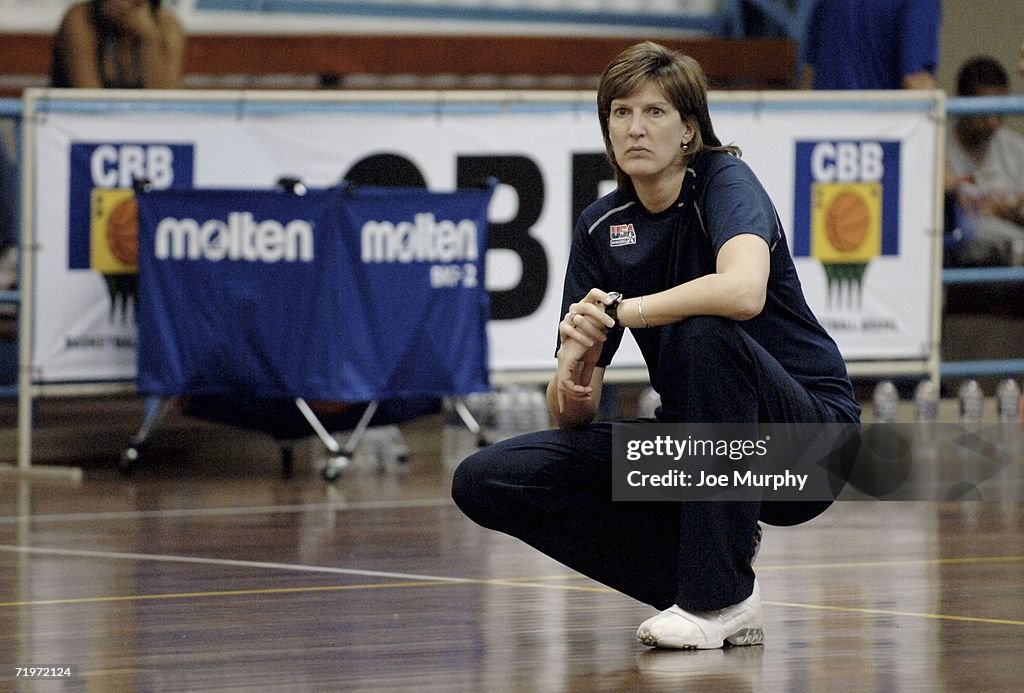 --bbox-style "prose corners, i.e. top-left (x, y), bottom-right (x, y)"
top-left (0, 130), bottom-right (15, 291)
top-left (452, 42), bottom-right (859, 650)
top-left (801, 0), bottom-right (941, 90)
